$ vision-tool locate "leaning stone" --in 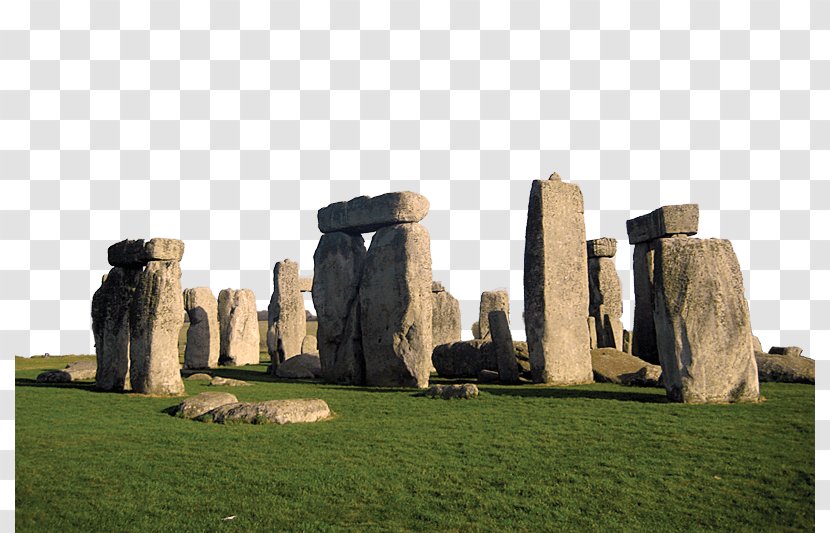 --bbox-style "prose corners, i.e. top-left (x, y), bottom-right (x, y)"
top-left (478, 290), bottom-right (509, 341)
top-left (432, 340), bottom-right (493, 378)
top-left (206, 399), bottom-right (331, 425)
top-left (524, 177), bottom-right (593, 385)
top-left (183, 287), bottom-right (220, 370)
top-left (423, 383), bottom-right (479, 400)
top-left (129, 261), bottom-right (185, 396)
top-left (301, 335), bottom-right (318, 354)
top-left (652, 238), bottom-right (760, 403)
top-left (625, 204), bottom-right (699, 245)
top-left (36, 370), bottom-right (71, 383)
top-left (769, 346), bottom-right (803, 357)
top-left (144, 238), bottom-right (185, 262)
top-left (298, 276), bottom-right (313, 292)
top-left (64, 360), bottom-right (97, 381)
top-left (431, 281), bottom-right (445, 293)
top-left (489, 310), bottom-right (519, 384)
top-left (591, 348), bottom-right (662, 388)
top-left (756, 351), bottom-right (815, 384)
top-left (432, 289), bottom-right (461, 348)
top-left (587, 237), bottom-right (617, 258)
top-left (588, 254), bottom-right (624, 350)
top-left (359, 223), bottom-right (432, 388)
top-left (318, 191), bottom-right (430, 234)
top-left (209, 376), bottom-right (251, 387)
top-left (267, 260), bottom-right (306, 366)
top-left (218, 288), bottom-right (261, 366)
top-left (313, 232), bottom-right (367, 385)
top-left (273, 353), bottom-right (322, 379)
top-left (172, 392), bottom-right (238, 419)
top-left (107, 239), bottom-right (146, 267)
top-left (93, 266), bottom-right (142, 391)
top-left (185, 373), bottom-right (213, 381)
